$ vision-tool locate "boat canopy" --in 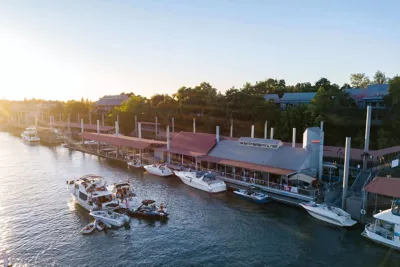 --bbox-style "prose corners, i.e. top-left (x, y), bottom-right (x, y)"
top-left (288, 173), bottom-right (316, 184)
